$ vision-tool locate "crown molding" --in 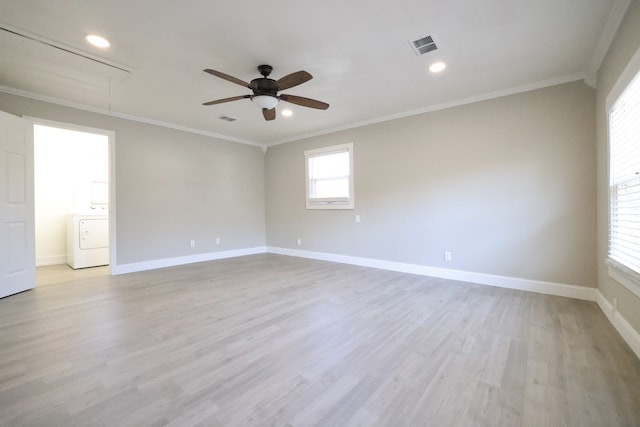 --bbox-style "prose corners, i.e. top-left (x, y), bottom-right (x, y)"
top-left (266, 73), bottom-right (586, 148)
top-left (584, 0), bottom-right (631, 88)
top-left (0, 70), bottom-right (587, 152)
top-left (0, 85), bottom-right (265, 149)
